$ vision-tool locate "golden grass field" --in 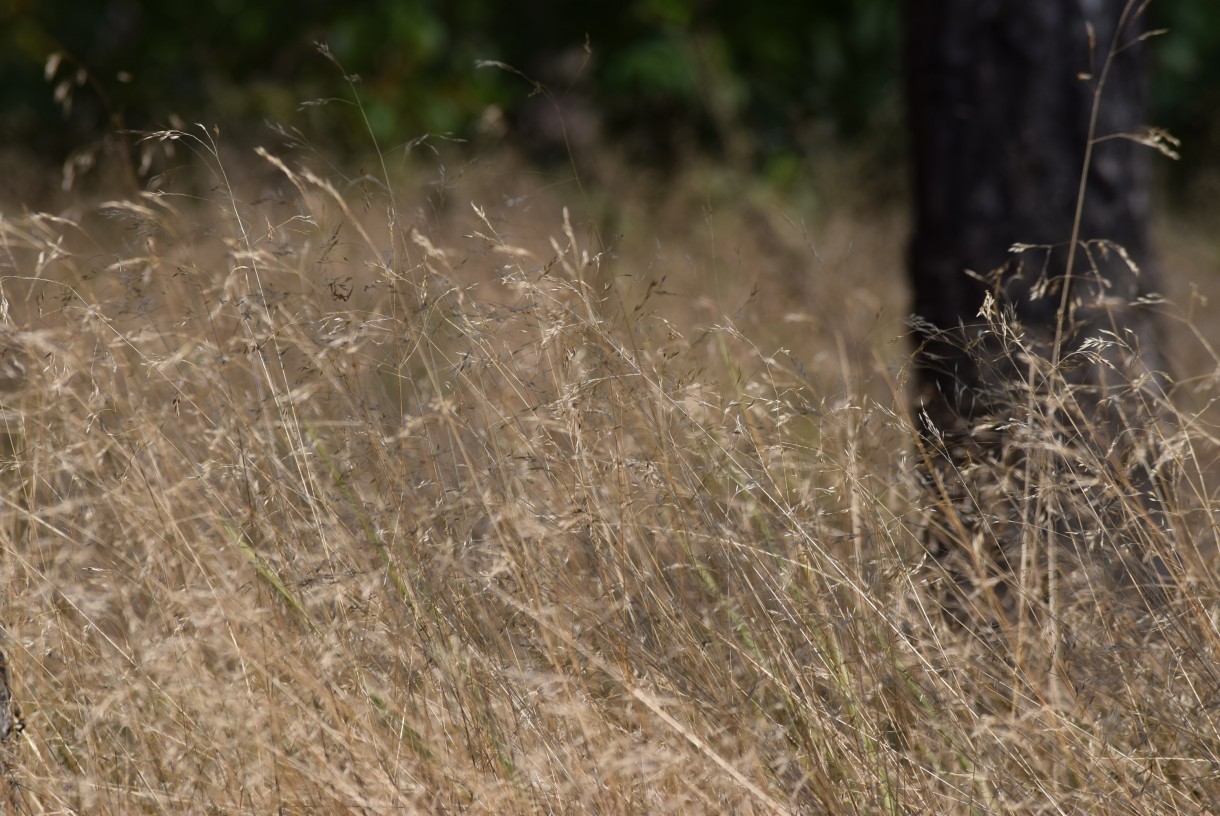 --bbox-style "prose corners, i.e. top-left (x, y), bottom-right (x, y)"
top-left (0, 129), bottom-right (1219, 813)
